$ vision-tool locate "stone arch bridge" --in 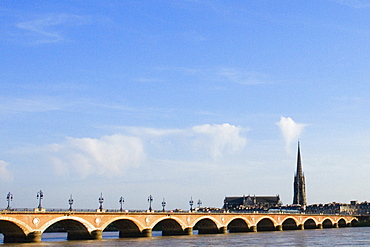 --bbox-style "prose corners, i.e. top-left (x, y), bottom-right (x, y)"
top-left (0, 210), bottom-right (358, 243)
